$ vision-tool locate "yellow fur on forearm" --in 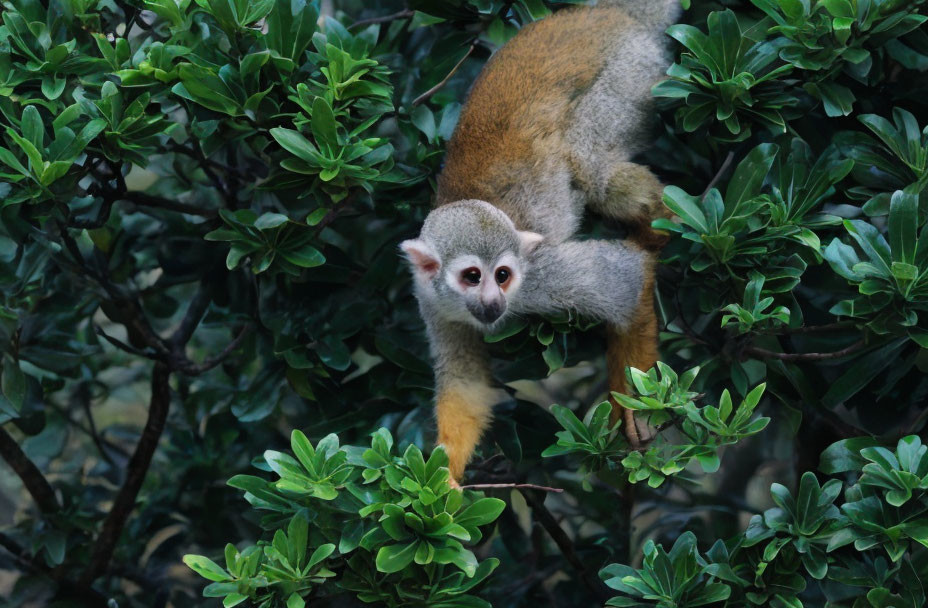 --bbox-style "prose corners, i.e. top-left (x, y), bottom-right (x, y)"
top-left (435, 383), bottom-right (495, 480)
